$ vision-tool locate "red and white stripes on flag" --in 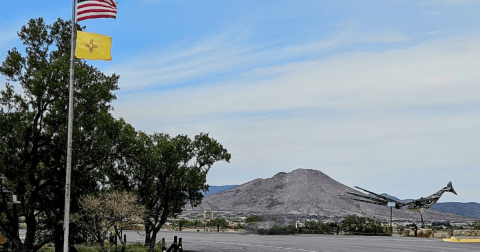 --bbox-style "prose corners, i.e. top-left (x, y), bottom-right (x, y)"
top-left (77, 0), bottom-right (118, 22)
